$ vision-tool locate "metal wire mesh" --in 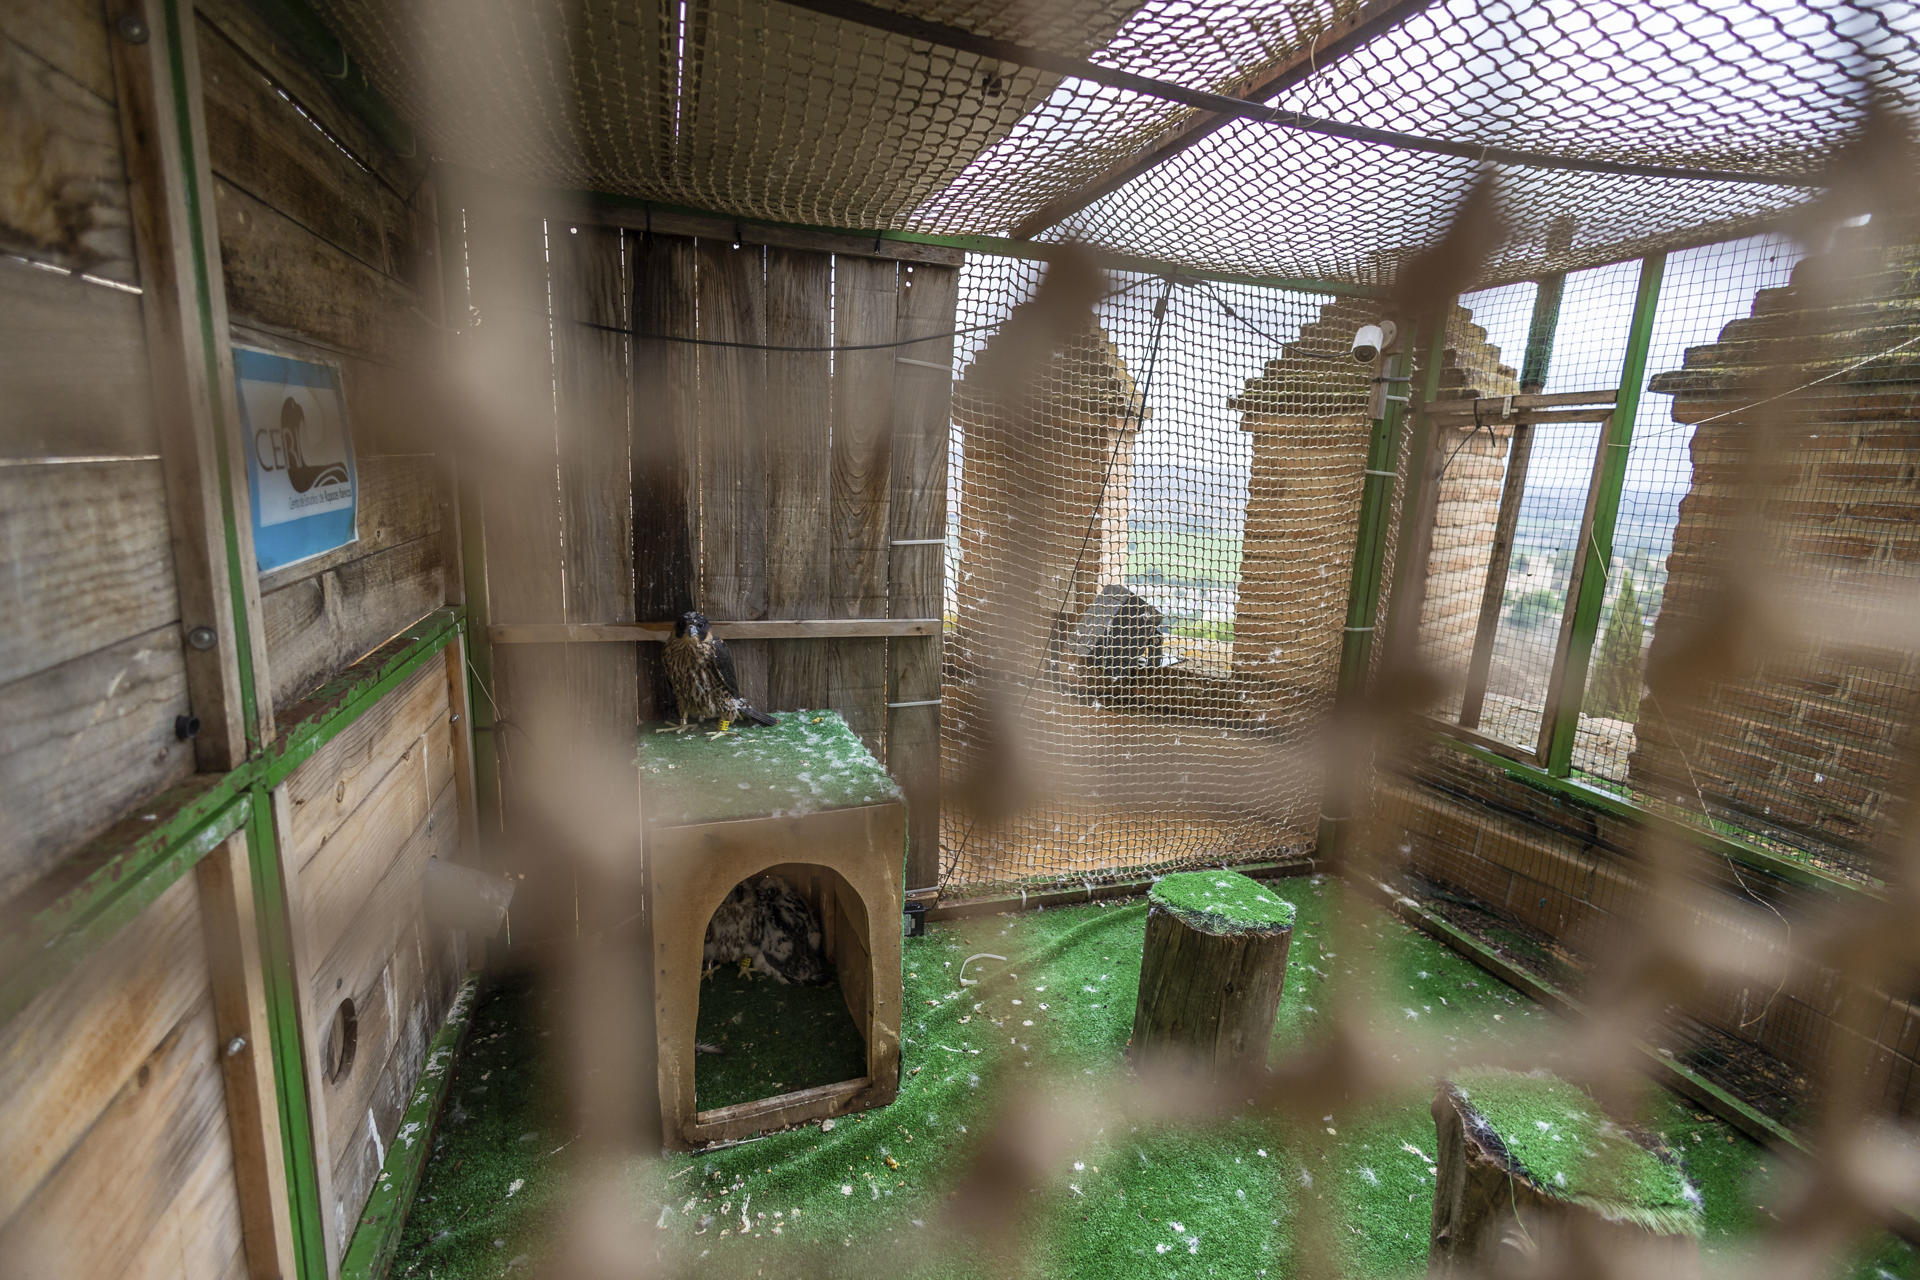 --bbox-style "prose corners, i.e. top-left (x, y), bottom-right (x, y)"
top-left (308, 0), bottom-right (1920, 286)
top-left (1572, 235), bottom-right (1805, 787)
top-left (940, 258), bottom-right (1360, 893)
